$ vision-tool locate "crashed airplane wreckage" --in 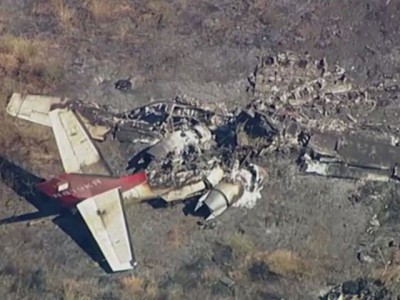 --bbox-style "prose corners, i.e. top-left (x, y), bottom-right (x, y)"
top-left (4, 51), bottom-right (400, 272)
top-left (4, 93), bottom-right (270, 272)
top-left (6, 93), bottom-right (270, 216)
